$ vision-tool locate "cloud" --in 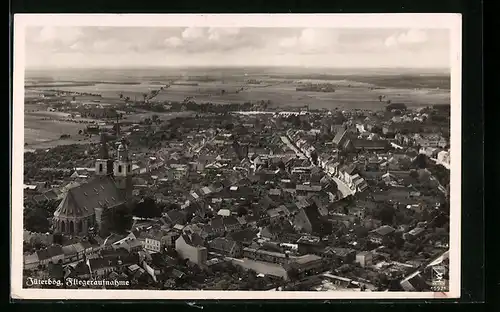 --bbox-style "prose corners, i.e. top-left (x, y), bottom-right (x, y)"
top-left (278, 28), bottom-right (339, 53)
top-left (161, 27), bottom-right (246, 52)
top-left (164, 36), bottom-right (183, 48)
top-left (385, 29), bottom-right (428, 47)
top-left (36, 26), bottom-right (84, 45)
top-left (181, 27), bottom-right (205, 40)
top-left (207, 27), bottom-right (240, 41)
